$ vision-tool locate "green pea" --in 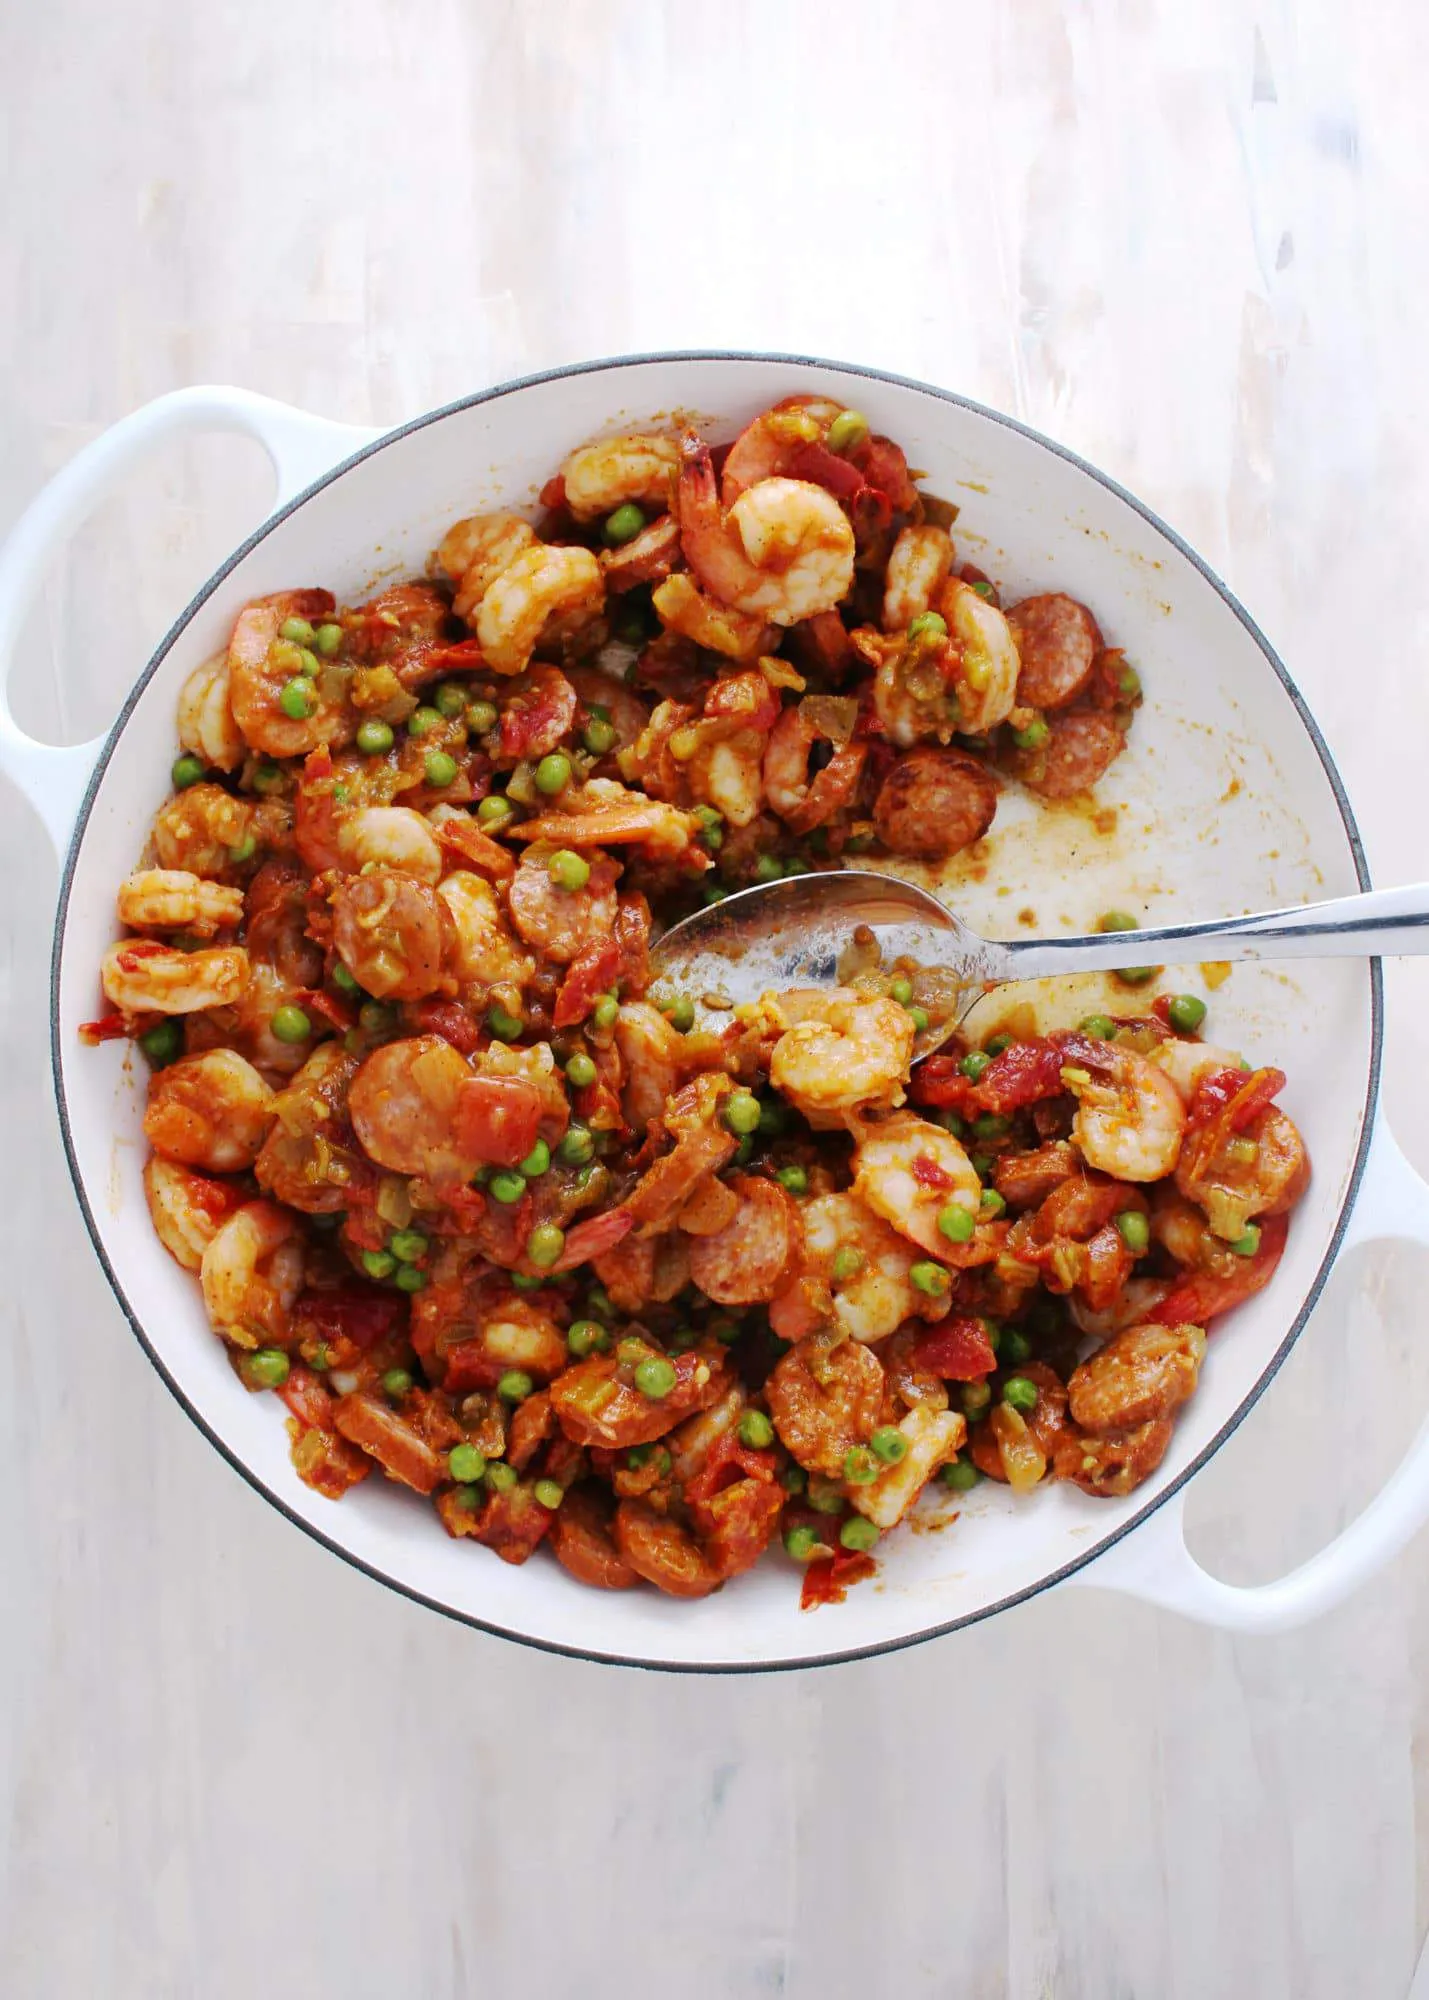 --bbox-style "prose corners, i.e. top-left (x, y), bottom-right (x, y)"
top-left (732, 1136), bottom-right (755, 1167)
top-left (1168, 993), bottom-right (1207, 1033)
top-left (270, 1004), bottom-right (311, 1044)
top-left (487, 1169), bottom-right (526, 1205)
top-left (784, 1524), bottom-right (821, 1562)
top-left (970, 1153), bottom-right (993, 1180)
top-left (962, 1381), bottom-right (992, 1417)
top-left (906, 609), bottom-right (948, 642)
top-left (432, 682), bottom-right (467, 719)
top-left (753, 854), bottom-right (784, 883)
top-left (1230, 1226), bottom-right (1262, 1258)
top-left (280, 616), bottom-right (315, 645)
top-left (586, 1285), bottom-right (615, 1322)
top-left (362, 1248), bottom-right (397, 1280)
top-left (1116, 965), bottom-right (1159, 988)
top-left (701, 884), bottom-right (727, 905)
top-left (582, 715), bottom-right (617, 755)
top-left (983, 1319), bottom-right (1003, 1355)
top-left (330, 961), bottom-right (360, 997)
top-left (781, 1464), bottom-right (807, 1495)
top-left (839, 1516), bottom-right (879, 1553)
top-left (557, 1124), bottom-right (595, 1166)
top-left (449, 1442), bottom-right (486, 1483)
top-left (279, 678), bottom-right (317, 721)
top-left (487, 1004), bottom-right (524, 1042)
top-left (775, 1165), bottom-right (808, 1196)
top-left (589, 993), bottom-right (619, 1032)
top-left (982, 1033), bottom-right (1011, 1058)
top-left (662, 995), bottom-right (695, 1033)
top-left (510, 1272), bottom-right (545, 1292)
top-left (251, 762), bottom-right (284, 795)
top-left (723, 1089), bottom-right (761, 1136)
top-left (756, 1098), bottom-right (789, 1138)
top-left (938, 1110), bottom-right (966, 1137)
top-left (359, 1000), bottom-right (395, 1035)
top-left (1118, 663), bottom-right (1143, 700)
top-left (381, 1367), bottom-right (413, 1399)
top-left (970, 580), bottom-right (996, 601)
top-left (485, 1462), bottom-right (518, 1494)
top-left (384, 1230), bottom-right (426, 1266)
top-left (826, 408), bottom-right (870, 455)
top-left (518, 1139), bottom-right (550, 1179)
top-left (938, 1203), bottom-right (975, 1243)
top-left (831, 1245), bottom-right (866, 1281)
top-left (911, 1261), bottom-right (951, 1297)
top-left (567, 1319), bottom-right (606, 1357)
top-left (738, 1409), bottom-right (775, 1450)
top-left (666, 1325), bottom-right (699, 1354)
top-left (843, 1446), bottom-right (880, 1485)
top-left (450, 1483), bottom-right (481, 1512)
top-left (959, 1050), bottom-right (990, 1081)
top-left (497, 1370), bottom-right (534, 1402)
top-left (170, 752), bottom-right (207, 790)
top-left (806, 1475), bottom-right (846, 1515)
top-left (603, 502), bottom-right (647, 546)
top-left (315, 622), bottom-right (343, 657)
top-left (1079, 1014), bottom-right (1117, 1039)
top-left (1099, 910), bottom-right (1139, 933)
top-left (535, 752), bottom-right (572, 795)
top-left (1115, 1209), bottom-right (1150, 1255)
top-left (139, 1020), bottom-right (183, 1066)
top-left (225, 833), bottom-right (257, 865)
top-left (709, 1317), bottom-right (742, 1345)
top-left (356, 719), bottom-right (394, 755)
top-left (408, 705), bottom-right (443, 737)
top-left (1001, 1329), bottom-right (1032, 1366)
top-left (527, 1223), bottom-right (565, 1268)
top-left (974, 1114), bottom-right (1010, 1141)
top-left (424, 750), bottom-right (459, 788)
top-left (635, 1356), bottom-right (677, 1400)
top-left (907, 1005), bottom-right (930, 1032)
top-left (870, 1425), bottom-right (908, 1465)
top-left (241, 1348), bottom-right (291, 1390)
top-left (1012, 718), bottom-right (1050, 751)
top-left (548, 848), bottom-right (590, 891)
top-left (1002, 1375), bottom-right (1038, 1414)
top-left (941, 1456), bottom-right (981, 1491)
top-left (979, 1189), bottom-right (1007, 1220)
top-left (564, 1051), bottom-right (597, 1088)
top-left (295, 646), bottom-right (321, 677)
top-left (466, 699), bottom-right (498, 735)
top-left (534, 1479), bottom-right (565, 1510)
